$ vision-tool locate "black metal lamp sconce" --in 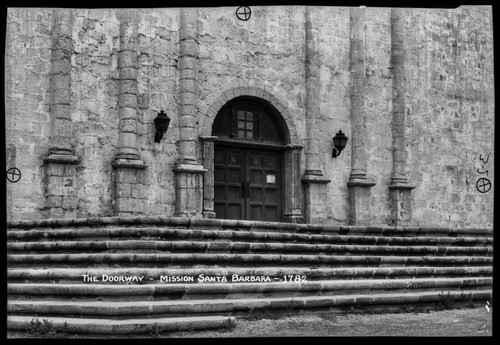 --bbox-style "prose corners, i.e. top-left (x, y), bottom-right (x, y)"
top-left (332, 130), bottom-right (348, 158)
top-left (154, 110), bottom-right (171, 143)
